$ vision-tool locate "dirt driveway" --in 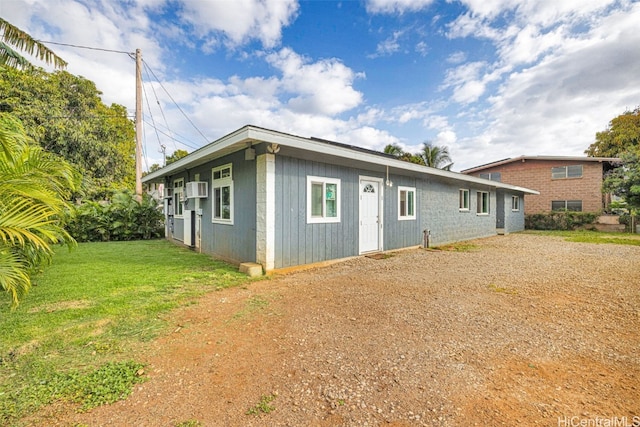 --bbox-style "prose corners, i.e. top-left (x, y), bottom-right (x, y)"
top-left (39, 234), bottom-right (639, 426)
